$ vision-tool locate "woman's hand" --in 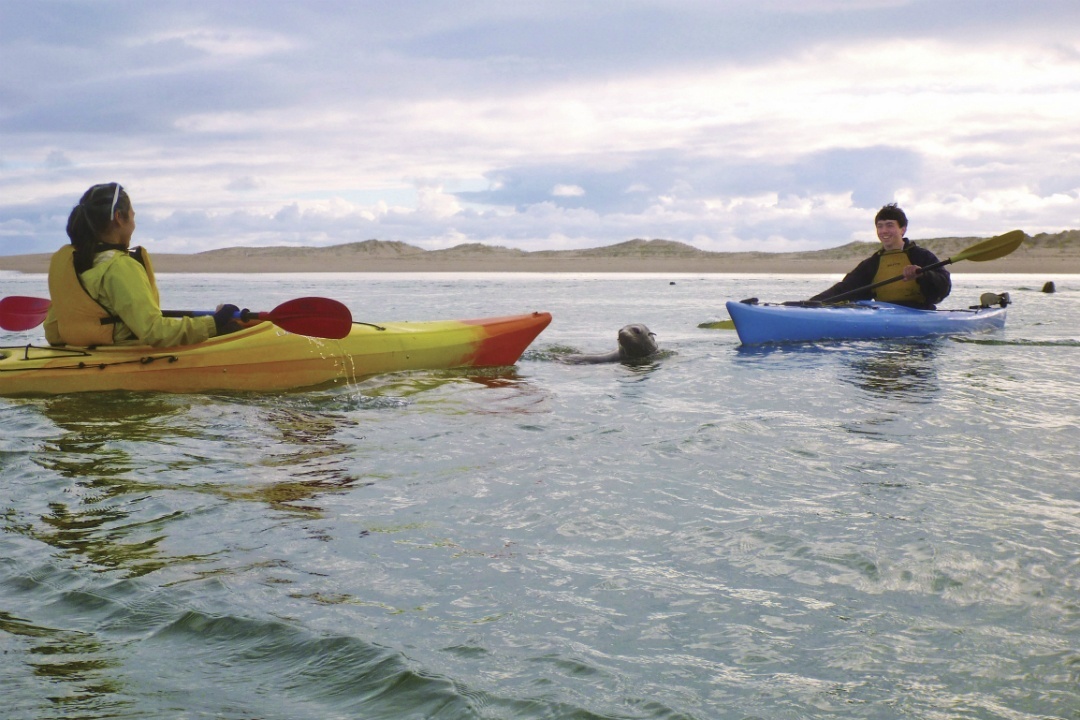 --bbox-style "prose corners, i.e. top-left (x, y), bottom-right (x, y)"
top-left (212, 304), bottom-right (241, 335)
